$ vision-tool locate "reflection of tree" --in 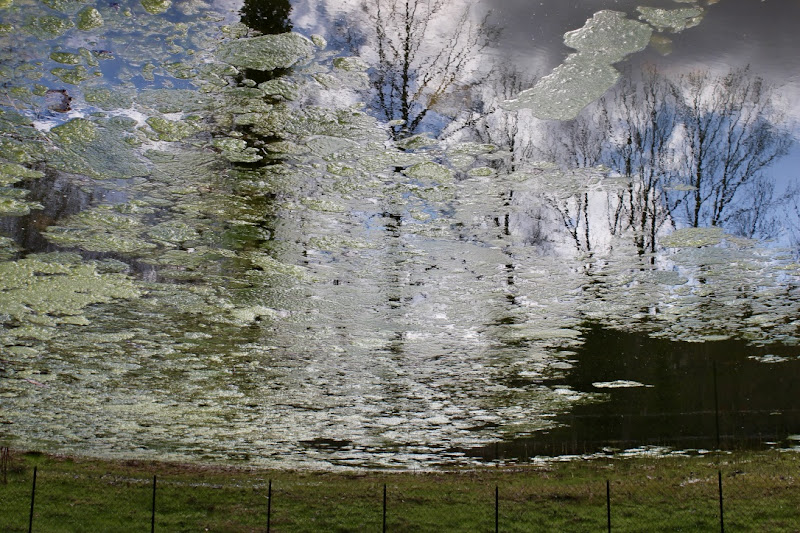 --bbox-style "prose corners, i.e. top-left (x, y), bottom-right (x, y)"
top-left (539, 66), bottom-right (790, 253)
top-left (240, 0), bottom-right (293, 36)
top-left (783, 184), bottom-right (800, 250)
top-left (604, 69), bottom-right (678, 255)
top-left (465, 65), bottom-right (537, 240)
top-left (538, 114), bottom-right (606, 255)
top-left (726, 177), bottom-right (778, 239)
top-left (0, 170), bottom-right (95, 255)
top-left (673, 67), bottom-right (790, 231)
top-left (467, 65), bottom-right (536, 170)
top-left (548, 187), bottom-right (593, 255)
top-left (354, 0), bottom-right (497, 139)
